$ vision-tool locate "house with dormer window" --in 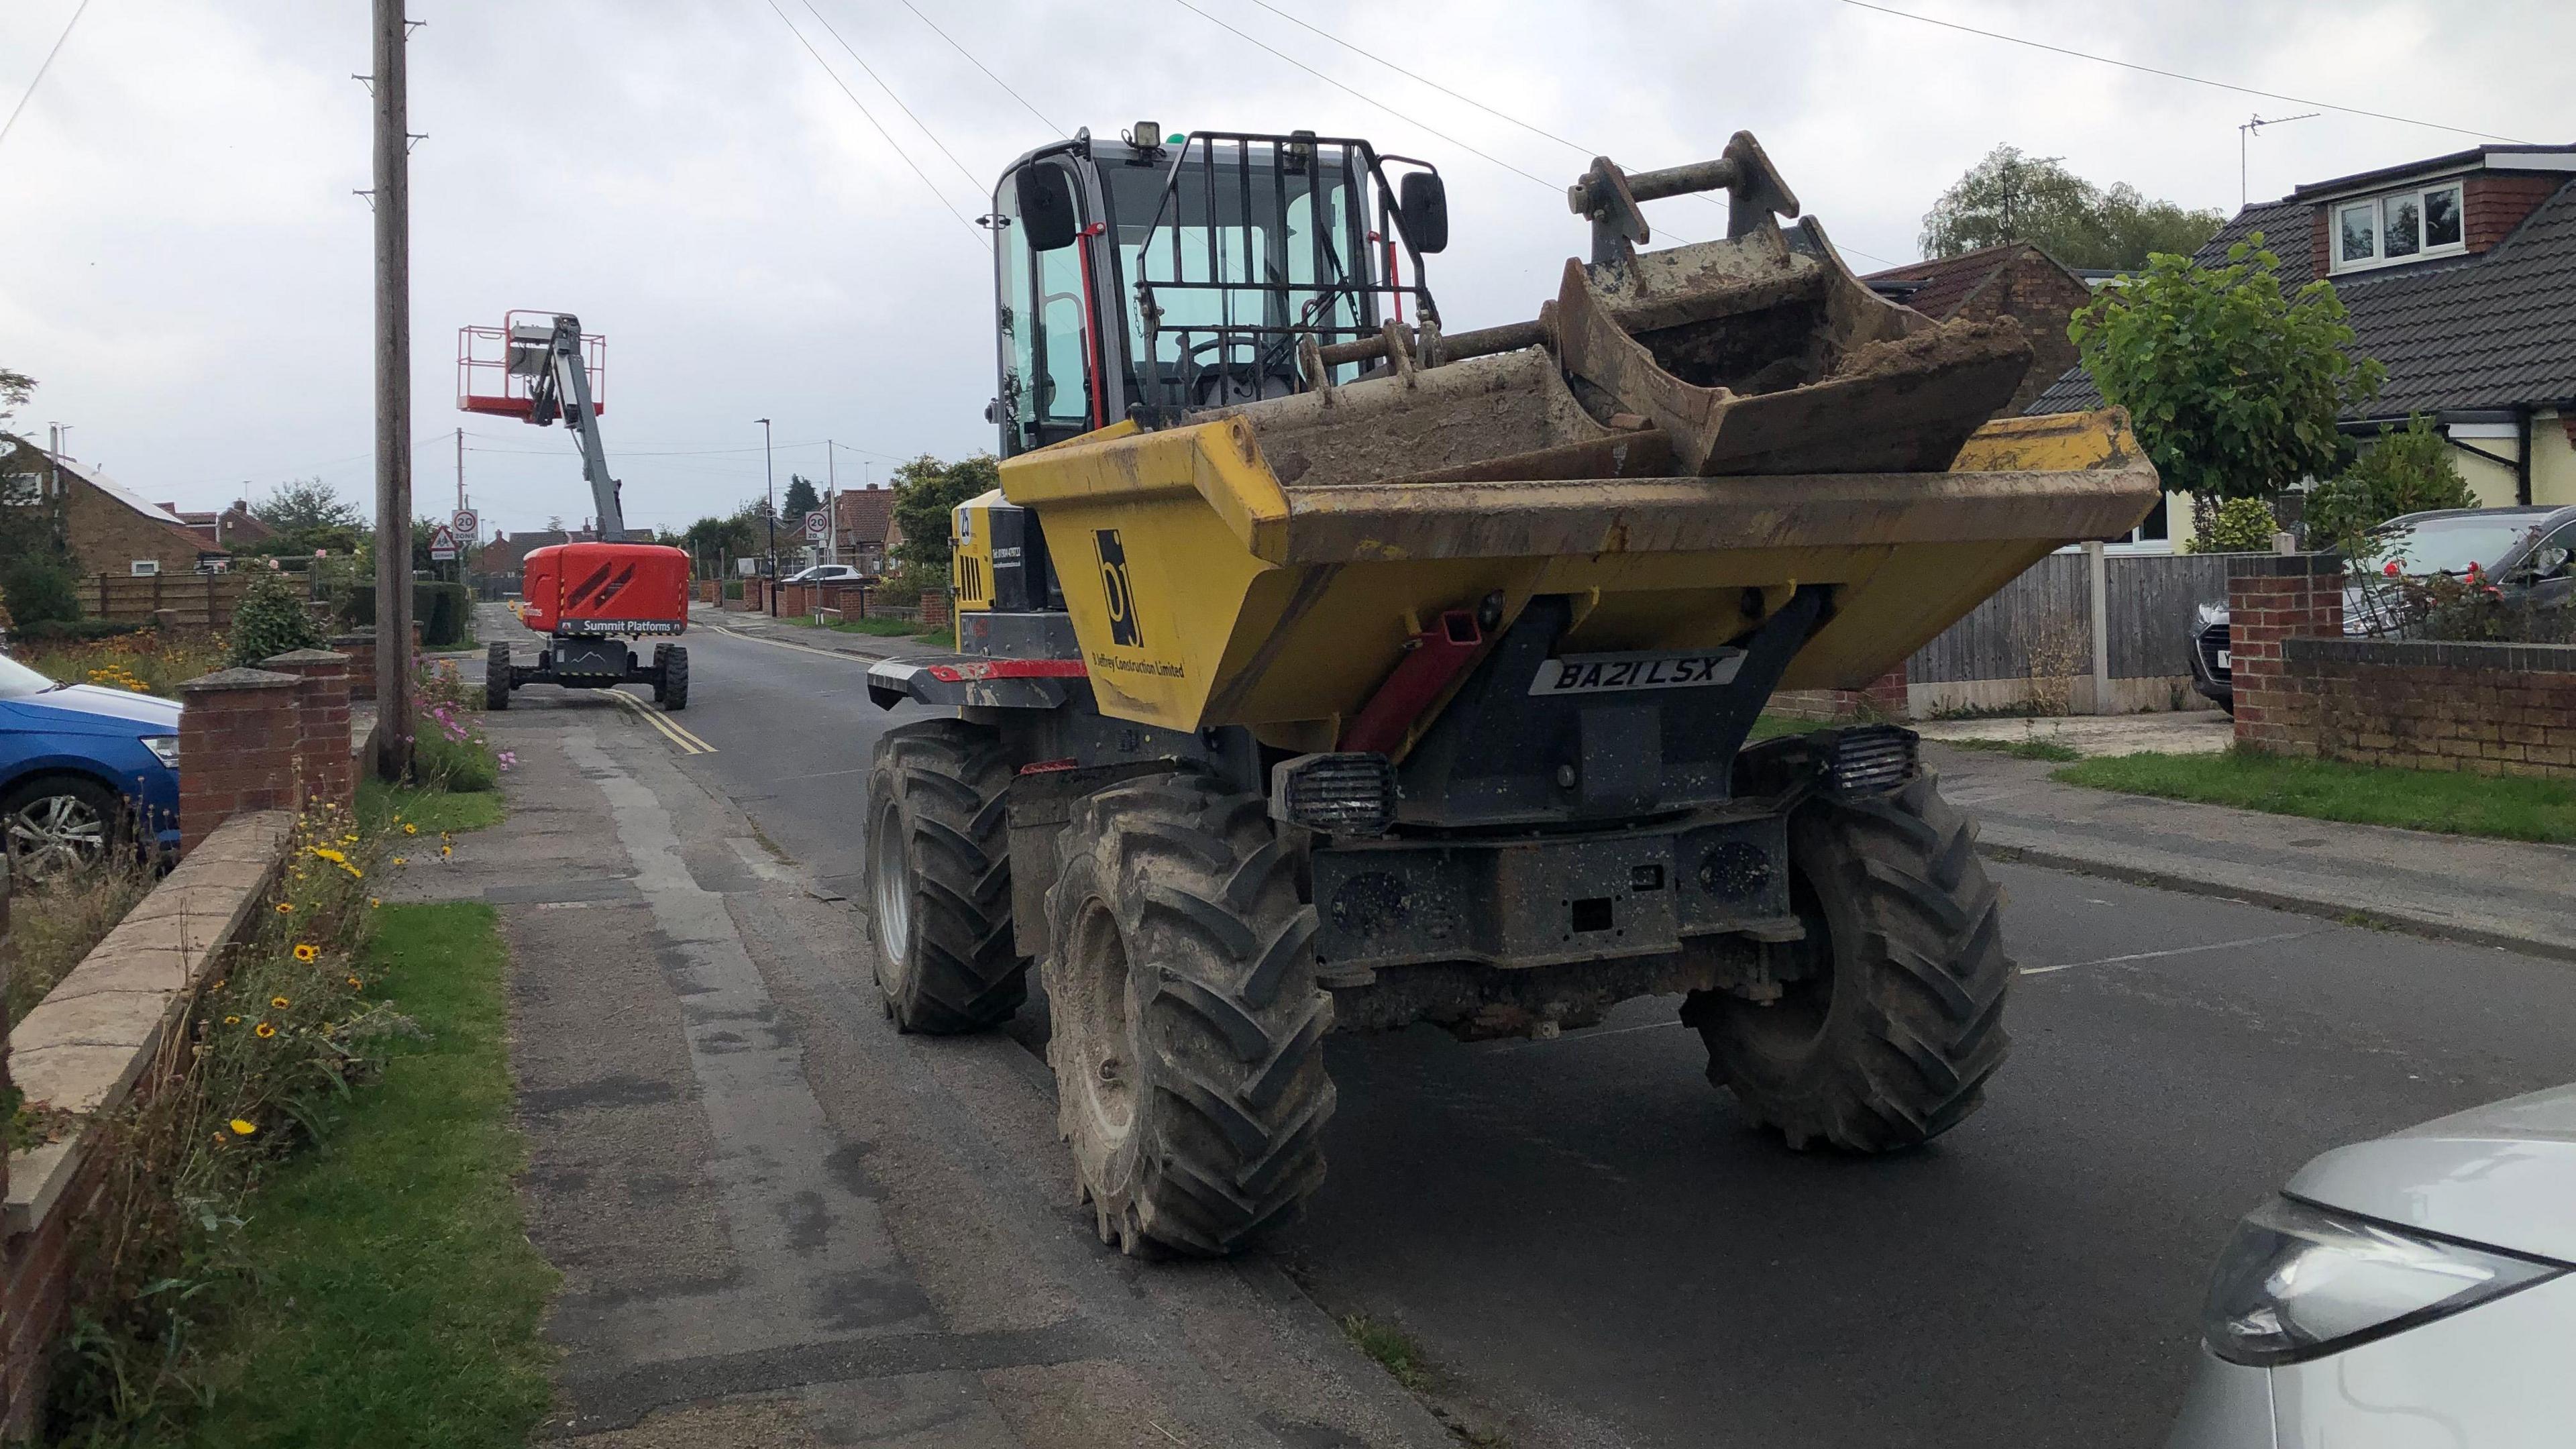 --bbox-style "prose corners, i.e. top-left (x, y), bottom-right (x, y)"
top-left (2033, 143), bottom-right (2576, 530)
